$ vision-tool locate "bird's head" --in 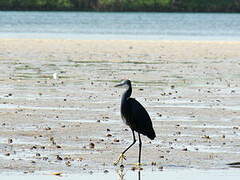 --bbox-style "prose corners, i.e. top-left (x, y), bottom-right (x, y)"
top-left (114, 79), bottom-right (131, 88)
